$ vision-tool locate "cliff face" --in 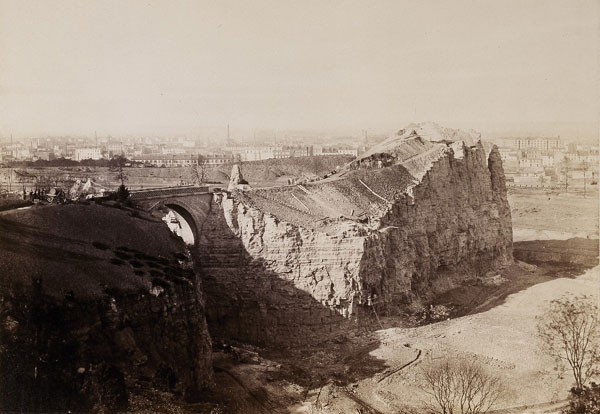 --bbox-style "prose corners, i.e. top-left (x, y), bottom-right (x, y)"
top-left (358, 144), bottom-right (513, 310)
top-left (0, 206), bottom-right (213, 413)
top-left (198, 125), bottom-right (513, 346)
top-left (199, 194), bottom-right (365, 346)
